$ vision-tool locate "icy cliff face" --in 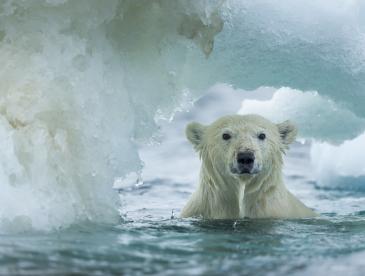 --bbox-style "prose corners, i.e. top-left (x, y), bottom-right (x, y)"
top-left (0, 0), bottom-right (223, 231)
top-left (212, 0), bottom-right (365, 116)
